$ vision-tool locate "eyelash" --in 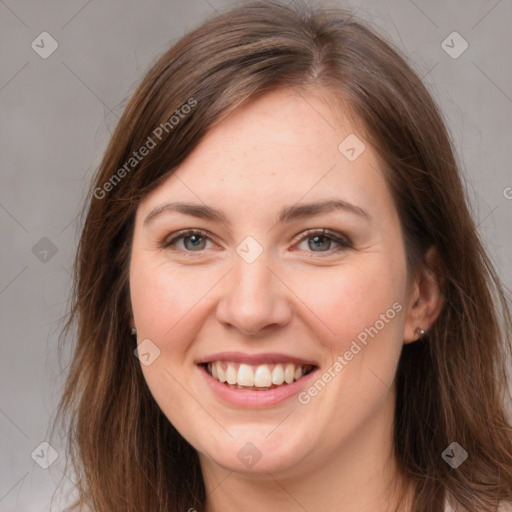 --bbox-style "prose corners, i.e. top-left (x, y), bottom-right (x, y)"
top-left (160, 228), bottom-right (352, 256)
